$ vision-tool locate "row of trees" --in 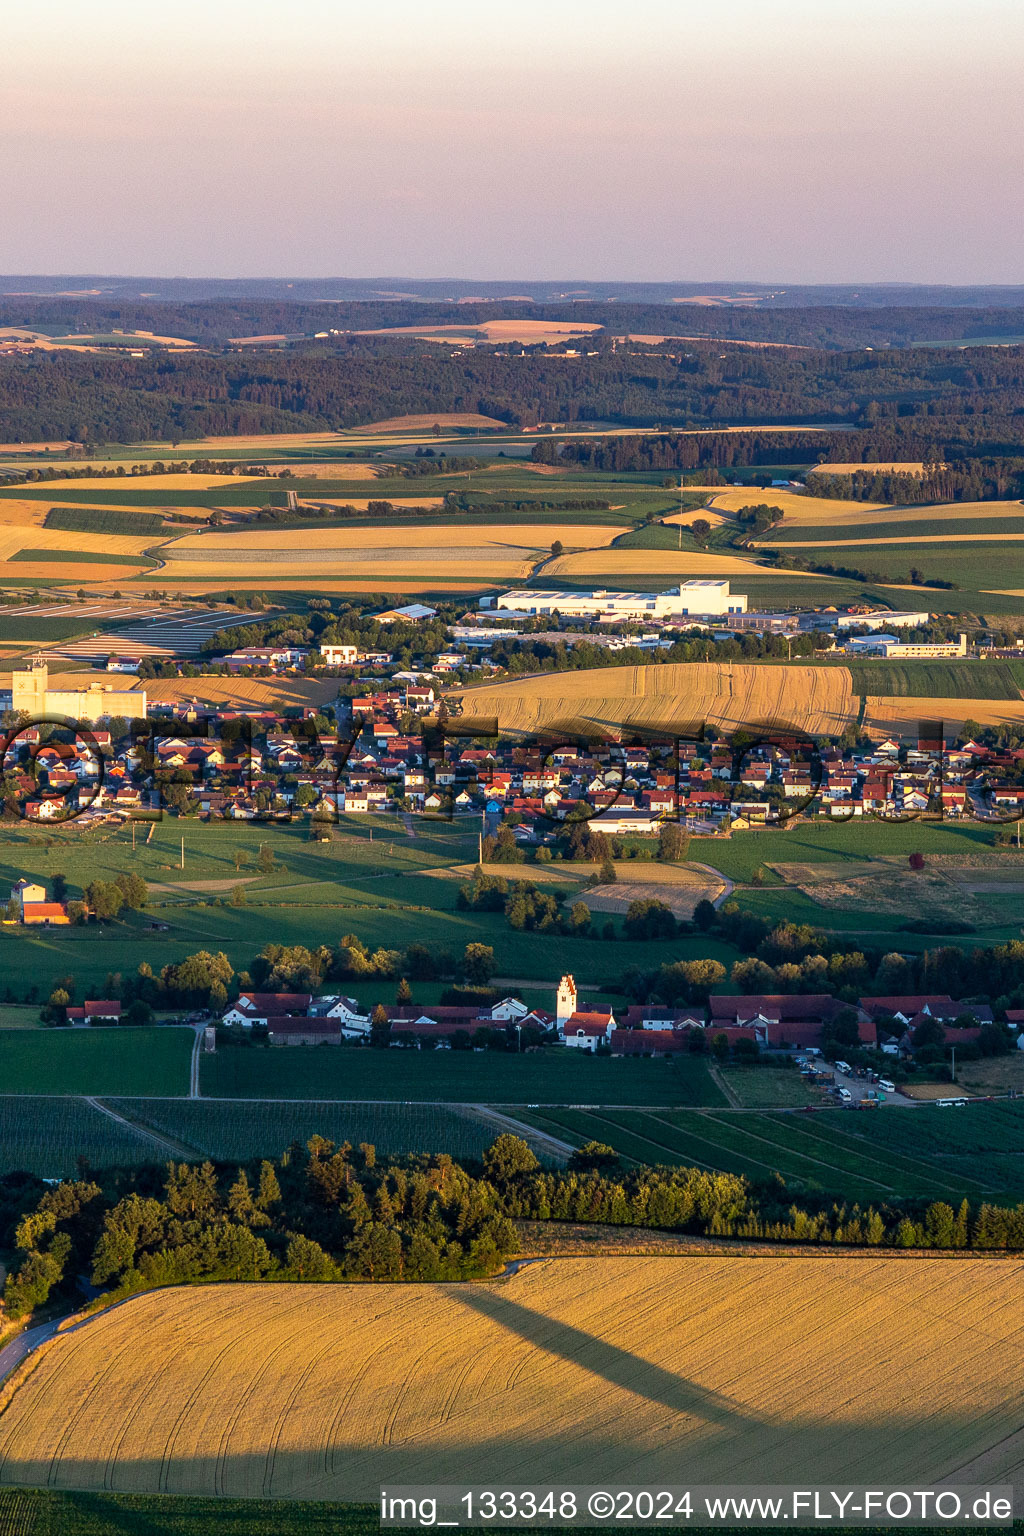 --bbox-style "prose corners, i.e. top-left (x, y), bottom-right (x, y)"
top-left (6, 1133), bottom-right (1024, 1324)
